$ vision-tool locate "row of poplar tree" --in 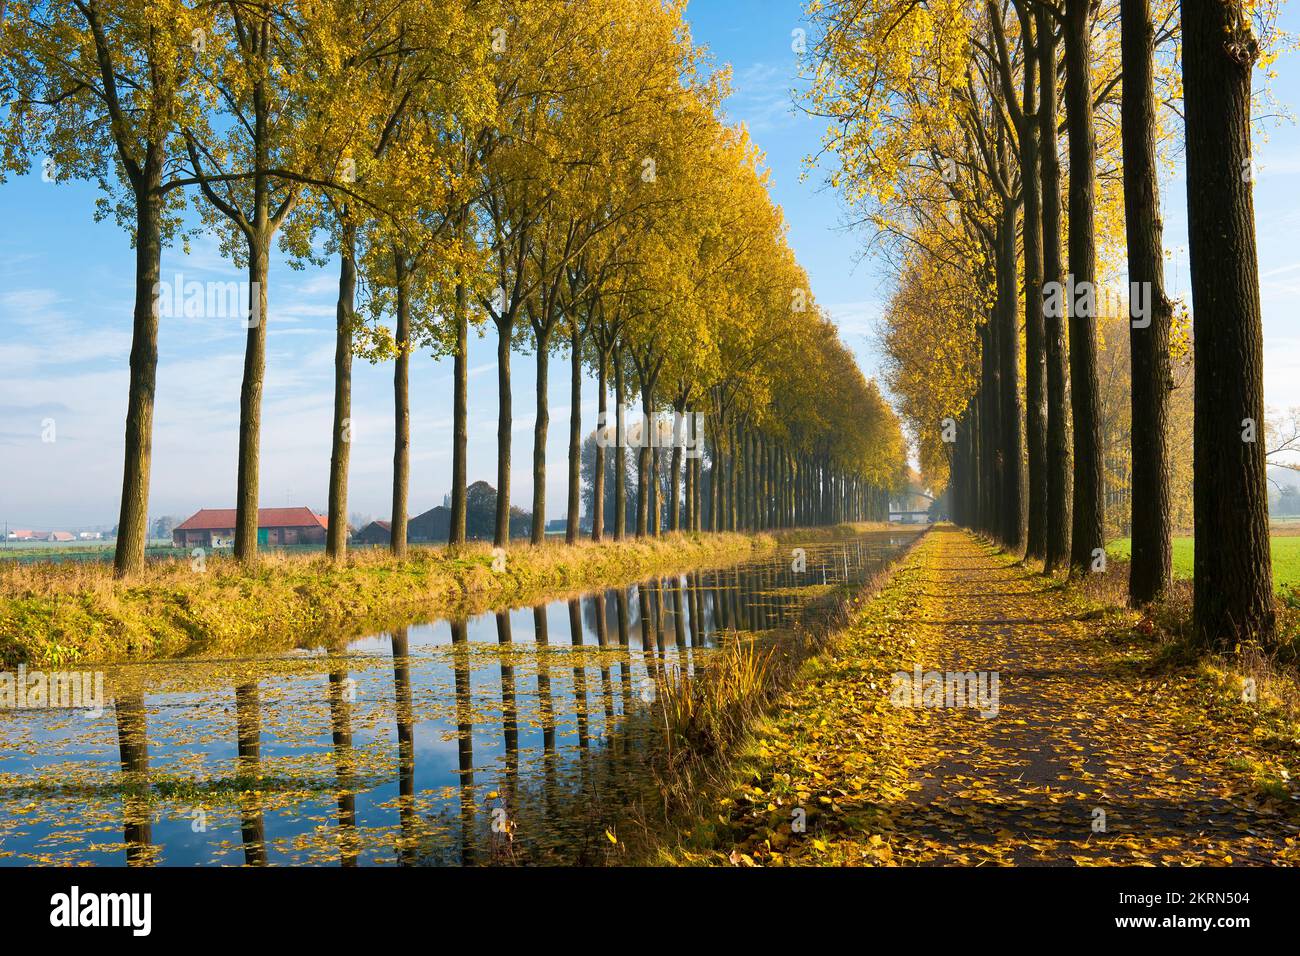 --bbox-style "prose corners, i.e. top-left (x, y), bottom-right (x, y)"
top-left (1, 0), bottom-right (910, 575)
top-left (801, 0), bottom-right (1280, 649)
